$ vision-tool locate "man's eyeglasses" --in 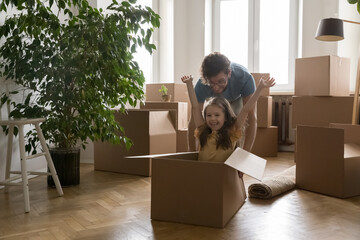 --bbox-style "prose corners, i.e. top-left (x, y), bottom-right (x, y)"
top-left (208, 80), bottom-right (227, 87)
